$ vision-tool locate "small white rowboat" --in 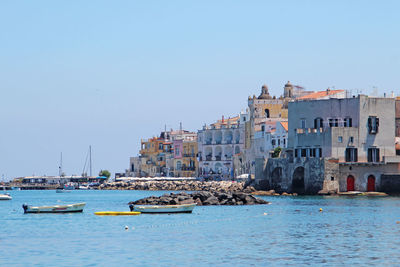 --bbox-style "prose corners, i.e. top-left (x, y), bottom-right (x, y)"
top-left (130, 203), bottom-right (196, 214)
top-left (0, 193), bottom-right (12, 200)
top-left (23, 203), bottom-right (86, 213)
